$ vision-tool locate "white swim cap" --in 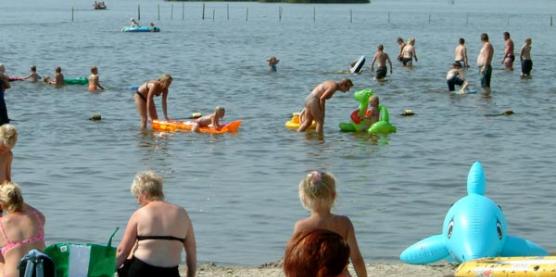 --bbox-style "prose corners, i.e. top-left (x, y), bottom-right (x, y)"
top-left (130, 18), bottom-right (135, 21)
